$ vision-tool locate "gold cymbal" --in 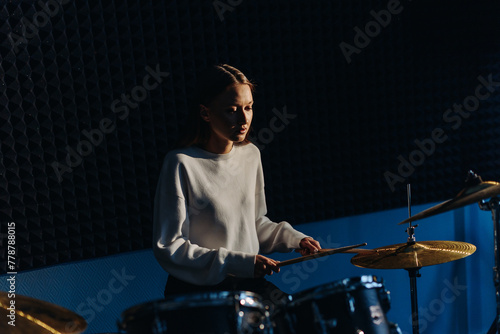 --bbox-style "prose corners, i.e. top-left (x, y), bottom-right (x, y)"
top-left (398, 180), bottom-right (500, 225)
top-left (0, 291), bottom-right (87, 334)
top-left (350, 240), bottom-right (476, 269)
